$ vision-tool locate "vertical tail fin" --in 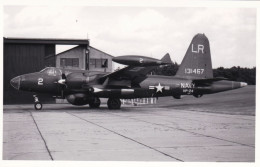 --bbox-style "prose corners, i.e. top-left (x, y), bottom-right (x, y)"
top-left (176, 33), bottom-right (213, 79)
top-left (160, 53), bottom-right (172, 64)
